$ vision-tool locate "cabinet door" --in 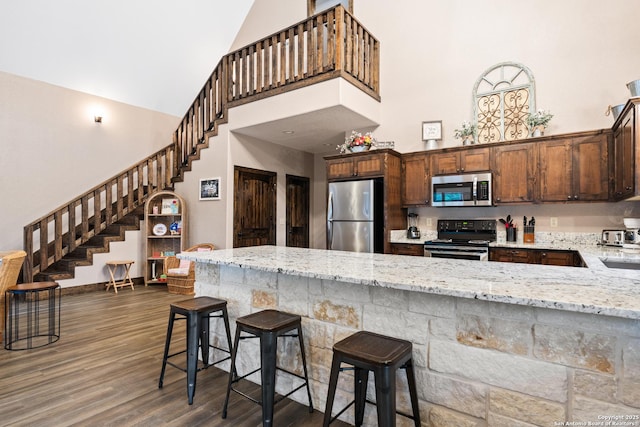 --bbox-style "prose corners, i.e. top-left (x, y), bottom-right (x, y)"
top-left (539, 139), bottom-right (572, 202)
top-left (489, 248), bottom-right (533, 263)
top-left (431, 152), bottom-right (460, 175)
top-left (492, 143), bottom-right (537, 204)
top-left (539, 250), bottom-right (576, 266)
top-left (354, 153), bottom-right (385, 177)
top-left (572, 134), bottom-right (609, 201)
top-left (613, 109), bottom-right (635, 200)
top-left (402, 153), bottom-right (430, 206)
top-left (326, 158), bottom-right (355, 180)
top-left (460, 148), bottom-right (490, 173)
